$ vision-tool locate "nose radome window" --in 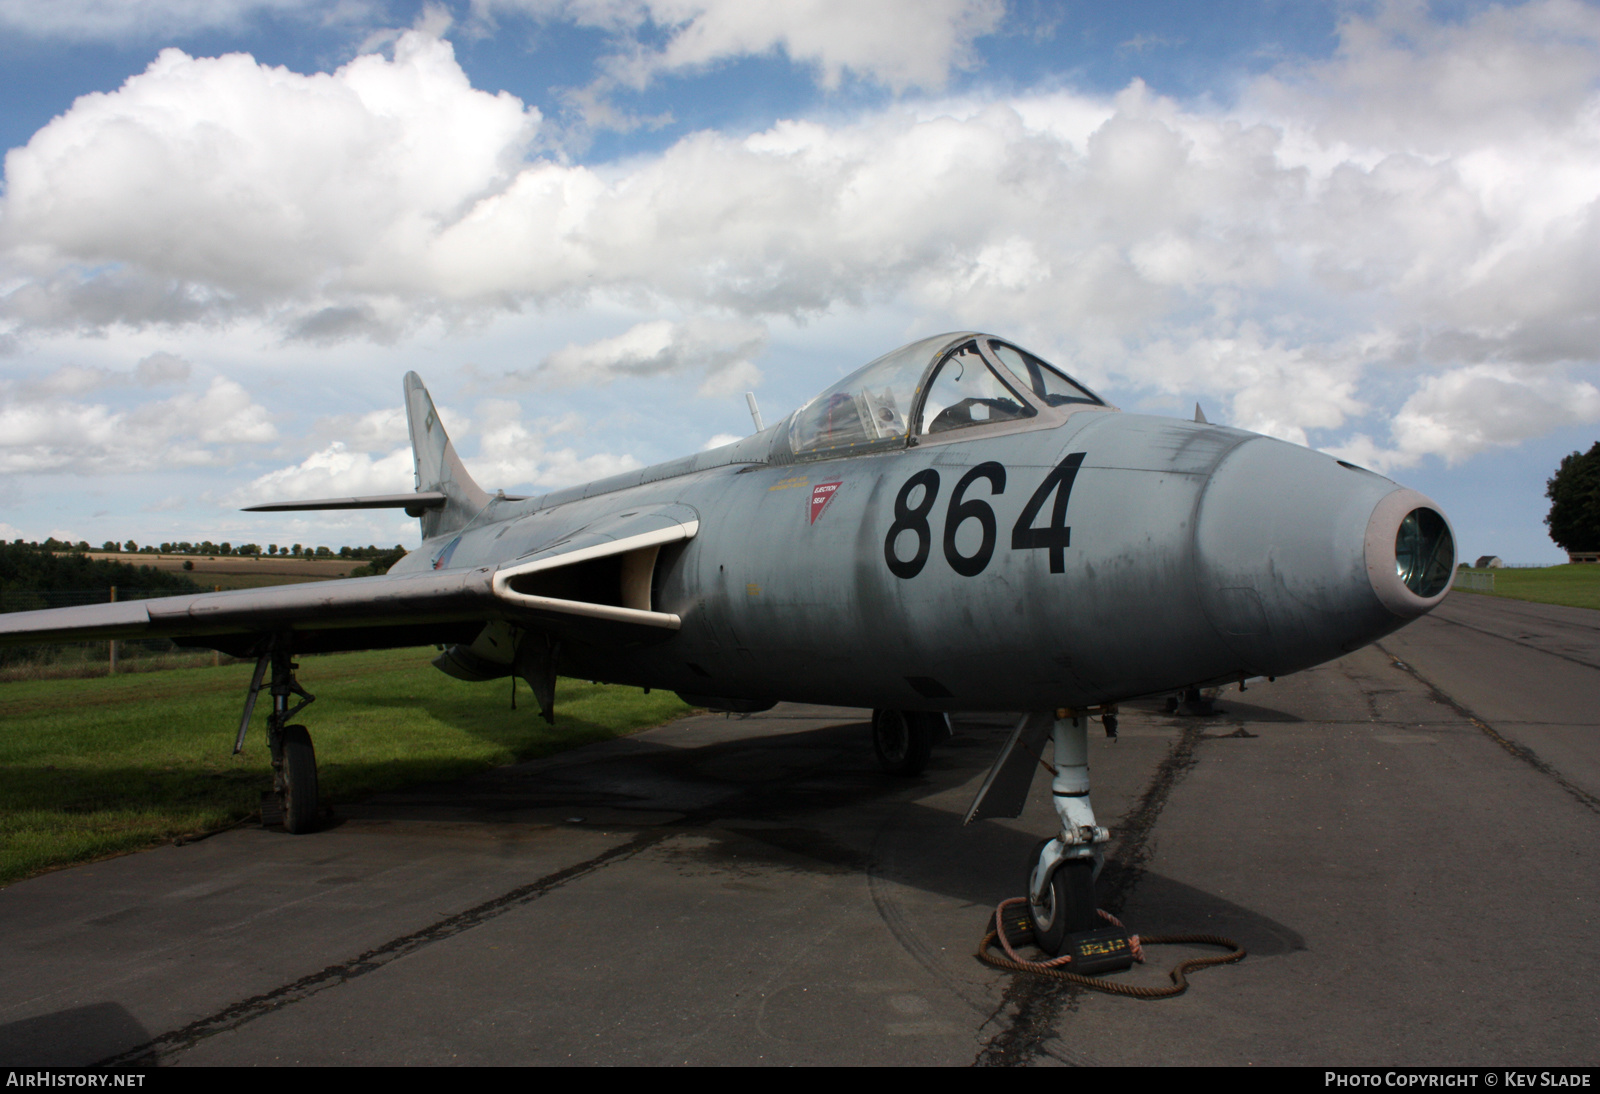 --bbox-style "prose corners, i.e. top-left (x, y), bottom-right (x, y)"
top-left (1395, 508), bottom-right (1453, 598)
